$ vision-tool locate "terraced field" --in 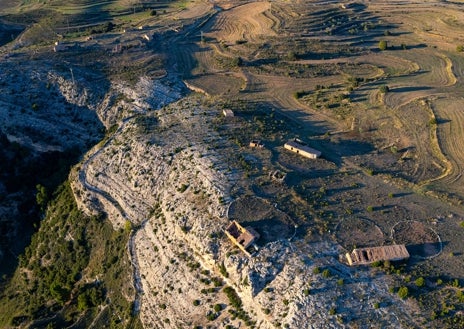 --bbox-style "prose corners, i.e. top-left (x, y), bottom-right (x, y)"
top-left (432, 97), bottom-right (464, 196)
top-left (7, 0), bottom-right (173, 28)
top-left (163, 0), bottom-right (464, 210)
top-left (205, 1), bottom-right (275, 44)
